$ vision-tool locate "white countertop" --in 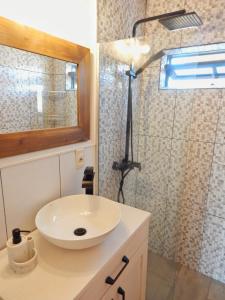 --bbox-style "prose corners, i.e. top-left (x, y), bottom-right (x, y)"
top-left (0, 204), bottom-right (150, 300)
